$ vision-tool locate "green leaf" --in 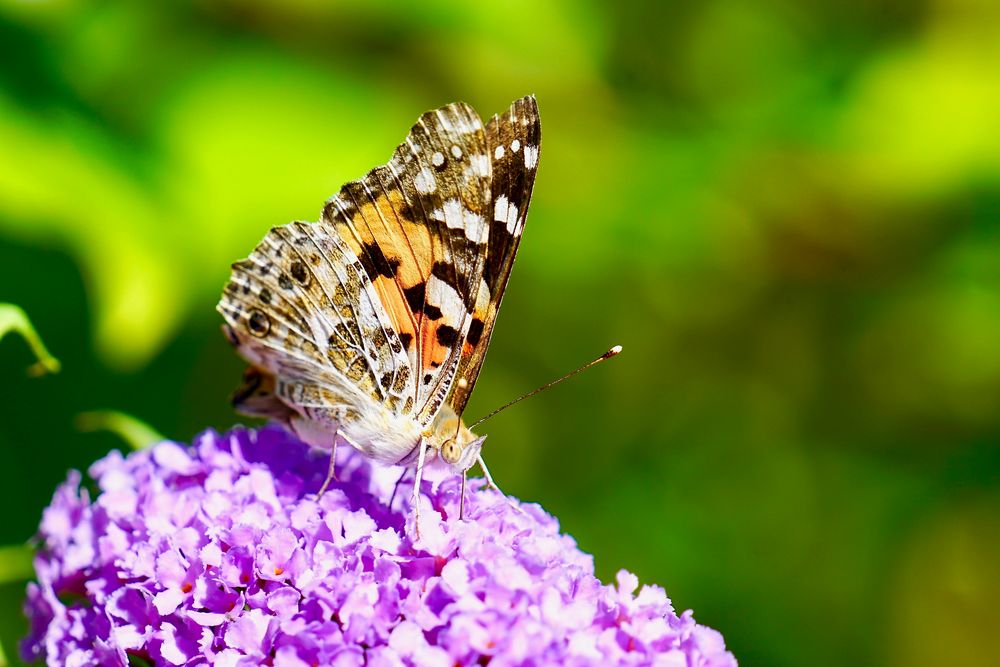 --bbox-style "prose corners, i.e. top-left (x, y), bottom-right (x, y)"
top-left (0, 303), bottom-right (60, 376)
